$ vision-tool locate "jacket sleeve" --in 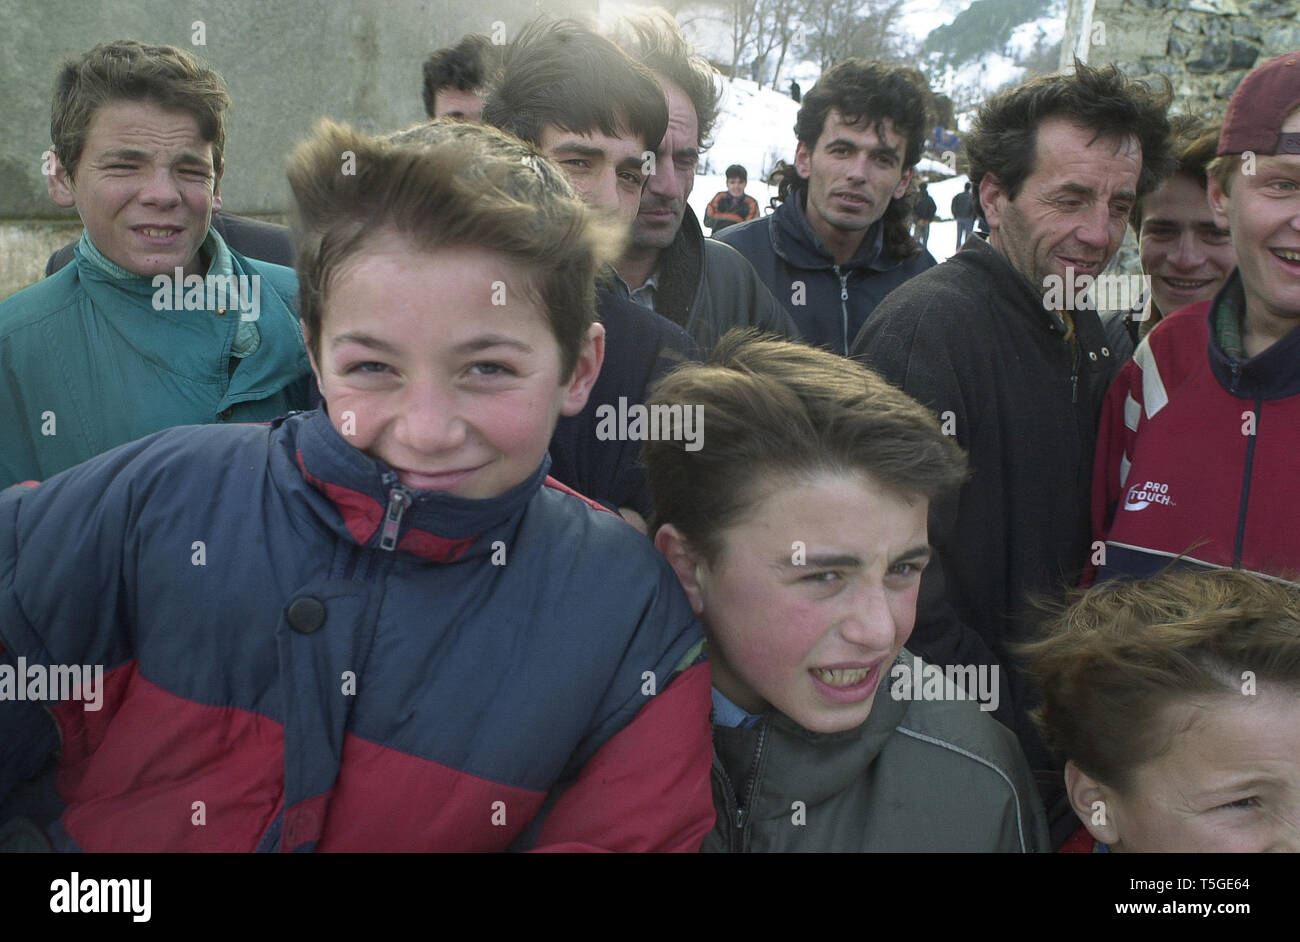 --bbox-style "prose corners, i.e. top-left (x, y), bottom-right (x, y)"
top-left (521, 566), bottom-right (716, 852)
top-left (0, 484), bottom-right (63, 808)
top-left (0, 444), bottom-right (149, 806)
top-left (989, 721), bottom-right (1052, 852)
top-left (703, 192), bottom-right (724, 229)
top-left (1086, 353), bottom-right (1143, 585)
top-left (529, 657), bottom-right (714, 852)
top-left (702, 240), bottom-right (801, 346)
top-left (743, 195), bottom-right (760, 222)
